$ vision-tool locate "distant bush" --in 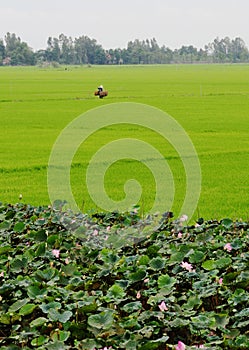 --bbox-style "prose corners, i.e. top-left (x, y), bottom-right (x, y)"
top-left (1, 32), bottom-right (249, 65)
top-left (0, 202), bottom-right (249, 349)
